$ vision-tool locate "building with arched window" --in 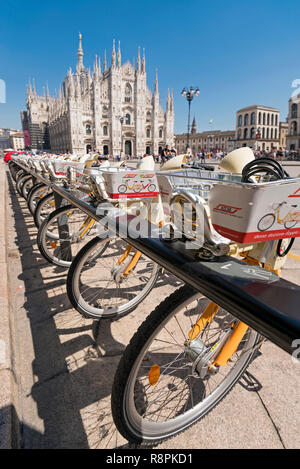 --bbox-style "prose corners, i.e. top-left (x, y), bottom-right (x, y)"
top-left (175, 119), bottom-right (235, 153)
top-left (22, 34), bottom-right (174, 156)
top-left (235, 105), bottom-right (280, 151)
